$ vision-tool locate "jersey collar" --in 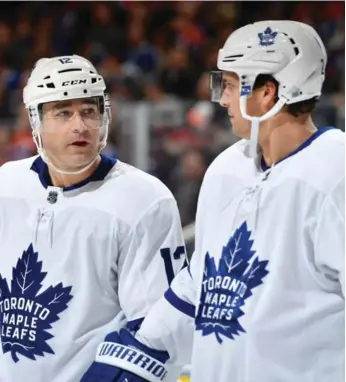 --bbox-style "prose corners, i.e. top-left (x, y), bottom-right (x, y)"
top-left (261, 127), bottom-right (334, 172)
top-left (30, 154), bottom-right (117, 191)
